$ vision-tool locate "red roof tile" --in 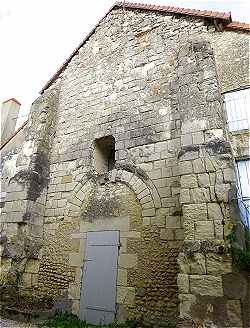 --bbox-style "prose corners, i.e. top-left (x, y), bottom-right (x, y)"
top-left (2, 98), bottom-right (21, 106)
top-left (40, 1), bottom-right (249, 94)
top-left (225, 21), bottom-right (250, 31)
top-left (115, 2), bottom-right (231, 20)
